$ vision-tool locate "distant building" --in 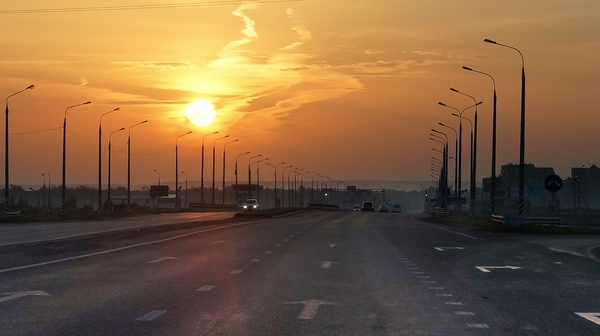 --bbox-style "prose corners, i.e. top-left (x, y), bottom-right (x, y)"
top-left (570, 165), bottom-right (600, 209)
top-left (496, 163), bottom-right (555, 207)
